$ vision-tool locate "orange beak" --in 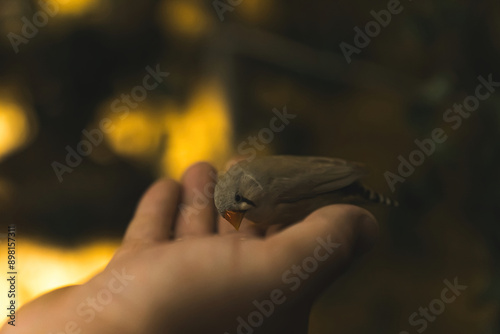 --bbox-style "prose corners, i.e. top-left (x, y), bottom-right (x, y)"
top-left (223, 211), bottom-right (245, 230)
